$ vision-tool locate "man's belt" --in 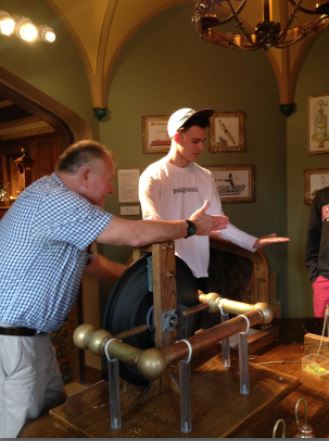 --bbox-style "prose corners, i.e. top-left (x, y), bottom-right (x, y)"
top-left (0, 326), bottom-right (44, 336)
